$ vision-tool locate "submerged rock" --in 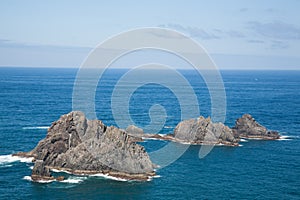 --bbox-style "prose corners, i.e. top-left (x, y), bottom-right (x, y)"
top-left (232, 114), bottom-right (280, 139)
top-left (15, 111), bottom-right (155, 181)
top-left (173, 116), bottom-right (239, 146)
